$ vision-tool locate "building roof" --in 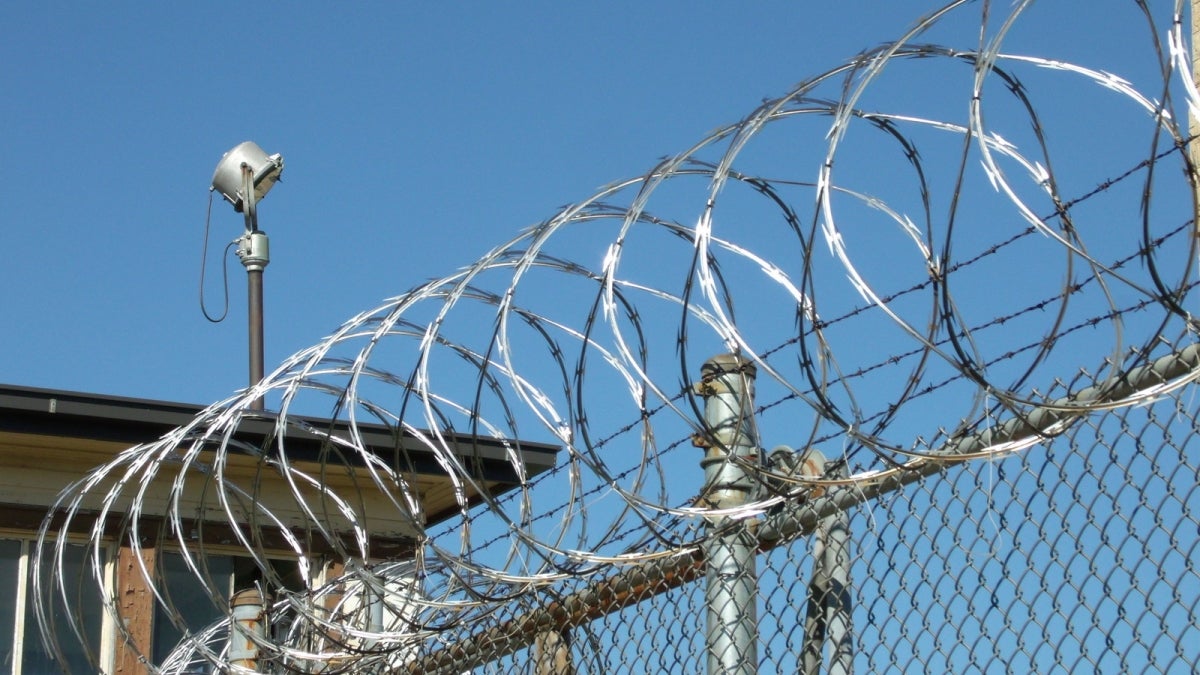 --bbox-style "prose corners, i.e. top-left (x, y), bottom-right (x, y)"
top-left (0, 384), bottom-right (559, 553)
